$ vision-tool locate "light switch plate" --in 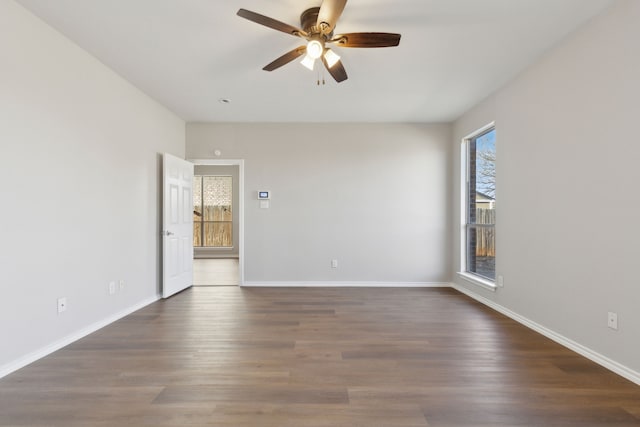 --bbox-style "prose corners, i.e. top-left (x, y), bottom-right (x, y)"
top-left (57, 297), bottom-right (67, 314)
top-left (607, 312), bottom-right (618, 330)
